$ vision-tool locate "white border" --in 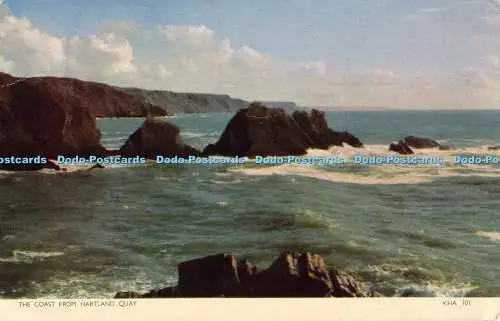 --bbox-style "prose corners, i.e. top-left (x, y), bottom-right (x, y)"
top-left (1, 298), bottom-right (499, 321)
